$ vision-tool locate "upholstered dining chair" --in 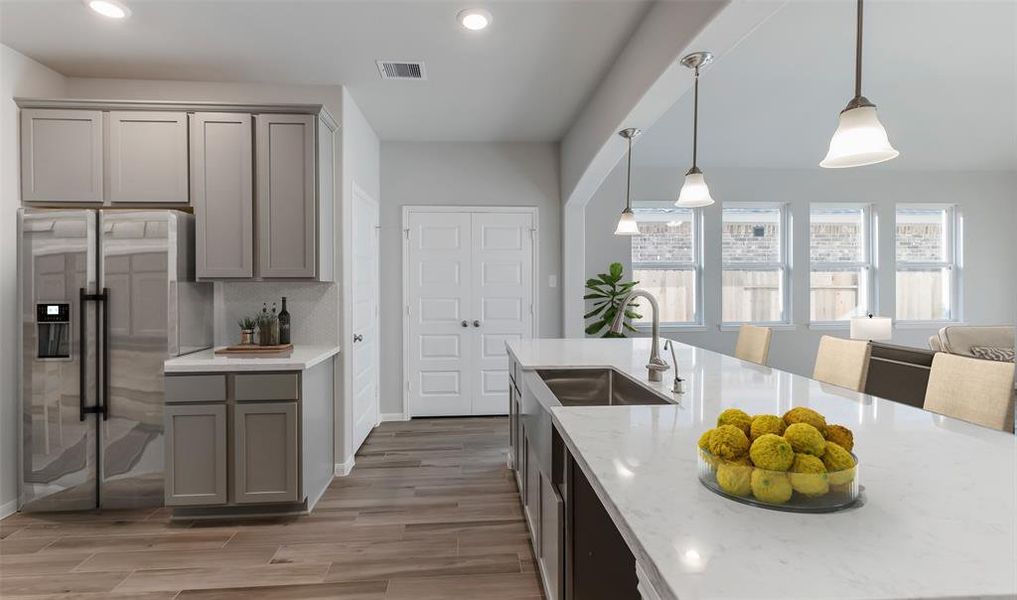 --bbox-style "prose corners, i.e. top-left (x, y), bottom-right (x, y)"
top-left (813, 335), bottom-right (871, 392)
top-left (924, 353), bottom-right (1016, 432)
top-left (734, 324), bottom-right (772, 366)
